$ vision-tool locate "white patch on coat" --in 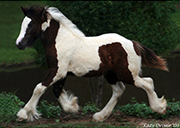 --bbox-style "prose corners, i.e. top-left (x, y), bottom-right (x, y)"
top-left (16, 16), bottom-right (31, 45)
top-left (41, 19), bottom-right (50, 31)
top-left (44, 7), bottom-right (142, 85)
